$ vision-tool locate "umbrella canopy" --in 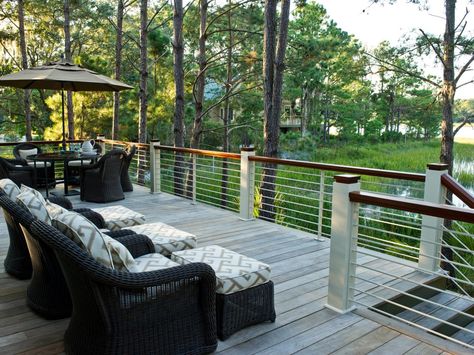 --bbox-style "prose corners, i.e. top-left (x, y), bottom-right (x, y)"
top-left (0, 61), bottom-right (133, 148)
top-left (0, 61), bottom-right (133, 91)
